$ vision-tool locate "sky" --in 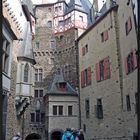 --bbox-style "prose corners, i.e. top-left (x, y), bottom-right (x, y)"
top-left (31, 0), bottom-right (106, 11)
